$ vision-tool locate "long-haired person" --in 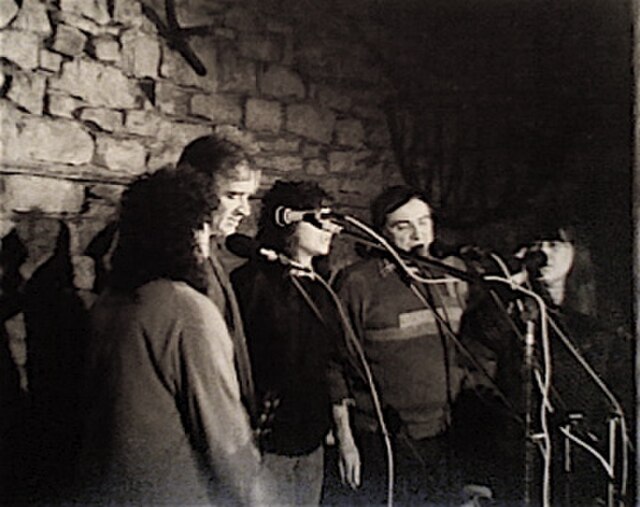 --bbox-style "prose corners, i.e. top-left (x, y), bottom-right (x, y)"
top-left (231, 180), bottom-right (359, 506)
top-left (76, 167), bottom-right (266, 505)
